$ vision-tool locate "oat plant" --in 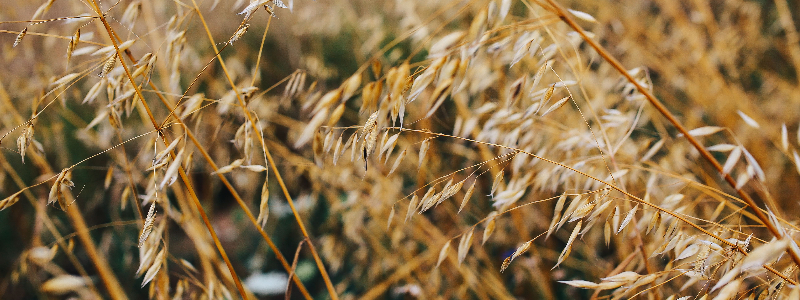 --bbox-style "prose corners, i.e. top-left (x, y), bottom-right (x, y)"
top-left (2, 0), bottom-right (800, 299)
